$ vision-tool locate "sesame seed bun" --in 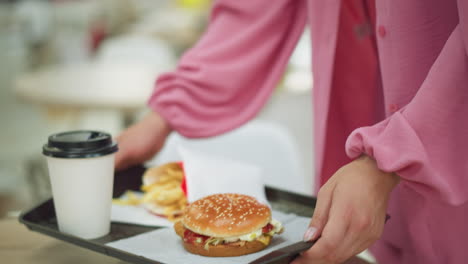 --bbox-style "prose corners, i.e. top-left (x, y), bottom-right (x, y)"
top-left (182, 193), bottom-right (271, 238)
